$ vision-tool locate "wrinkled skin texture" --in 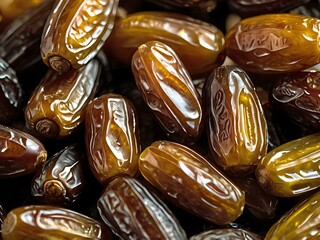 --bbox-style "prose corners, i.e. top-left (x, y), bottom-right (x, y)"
top-left (41, 0), bottom-right (119, 73)
top-left (226, 14), bottom-right (320, 74)
top-left (85, 93), bottom-right (140, 186)
top-left (271, 71), bottom-right (320, 130)
top-left (1, 205), bottom-right (110, 240)
top-left (97, 176), bottom-right (187, 240)
top-left (0, 125), bottom-right (47, 178)
top-left (203, 66), bottom-right (268, 173)
top-left (31, 144), bottom-right (85, 206)
top-left (132, 41), bottom-right (203, 145)
top-left (189, 228), bottom-right (263, 240)
top-left (139, 140), bottom-right (245, 225)
top-left (106, 11), bottom-right (225, 77)
top-left (25, 59), bottom-right (101, 139)
top-left (265, 191), bottom-right (320, 239)
top-left (256, 133), bottom-right (320, 197)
